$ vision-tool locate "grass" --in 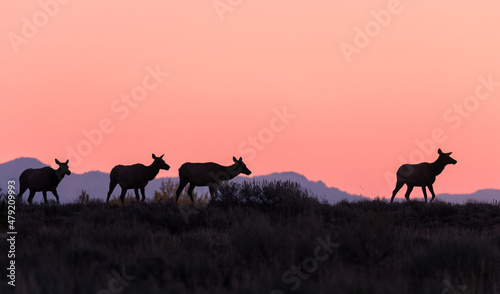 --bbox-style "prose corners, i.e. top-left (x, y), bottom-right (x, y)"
top-left (1, 181), bottom-right (500, 293)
